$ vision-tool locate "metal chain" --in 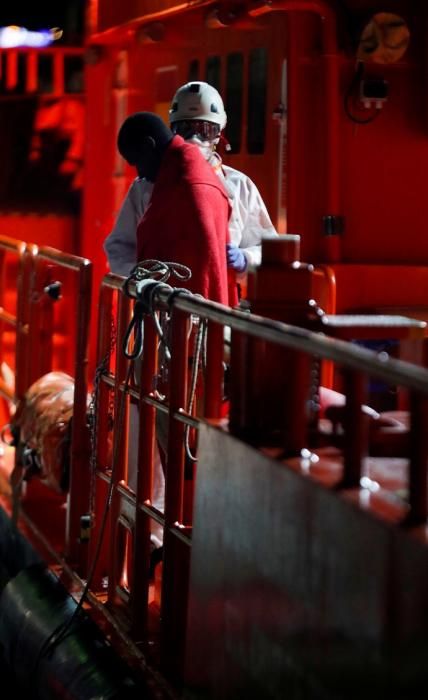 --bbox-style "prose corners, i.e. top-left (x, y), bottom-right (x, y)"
top-left (184, 317), bottom-right (207, 462)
